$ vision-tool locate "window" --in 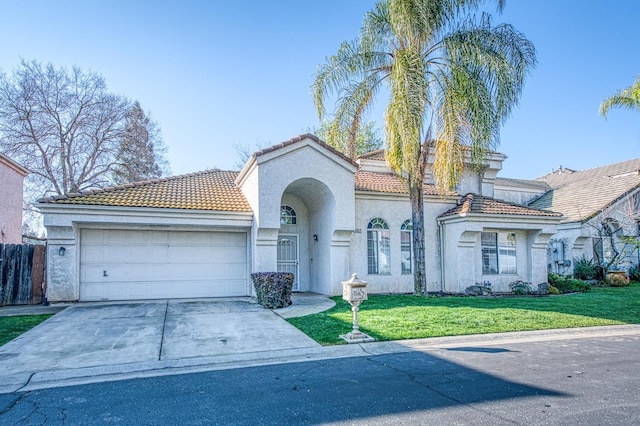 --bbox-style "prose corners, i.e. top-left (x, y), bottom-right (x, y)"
top-left (280, 205), bottom-right (297, 225)
top-left (482, 232), bottom-right (516, 274)
top-left (401, 220), bottom-right (412, 274)
top-left (367, 218), bottom-right (390, 274)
